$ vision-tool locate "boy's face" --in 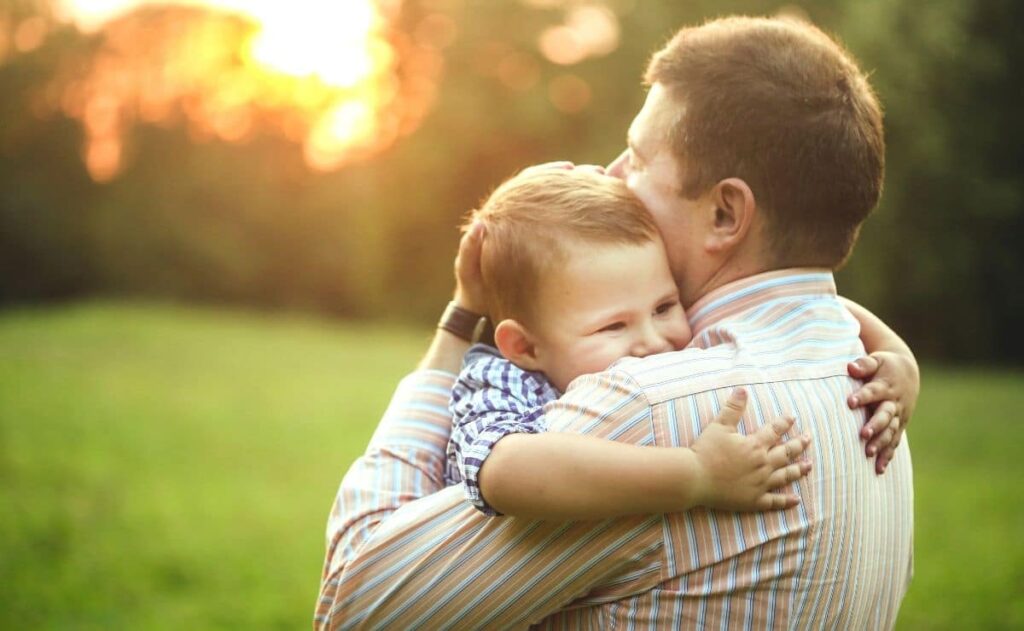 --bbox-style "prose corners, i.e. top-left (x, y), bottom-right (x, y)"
top-left (529, 238), bottom-right (692, 392)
